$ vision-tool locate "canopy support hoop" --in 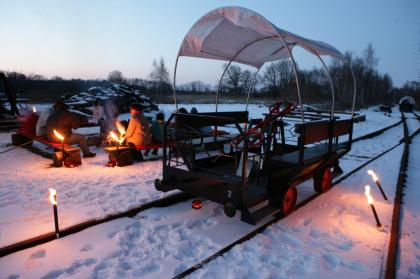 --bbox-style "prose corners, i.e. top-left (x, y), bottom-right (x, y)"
top-left (245, 66), bottom-right (262, 111)
top-left (215, 35), bottom-right (277, 112)
top-left (309, 48), bottom-right (335, 120)
top-left (278, 34), bottom-right (304, 123)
